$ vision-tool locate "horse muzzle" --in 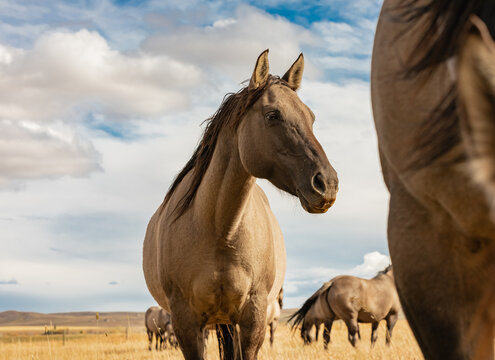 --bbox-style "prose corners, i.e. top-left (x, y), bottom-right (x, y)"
top-left (297, 188), bottom-right (337, 214)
